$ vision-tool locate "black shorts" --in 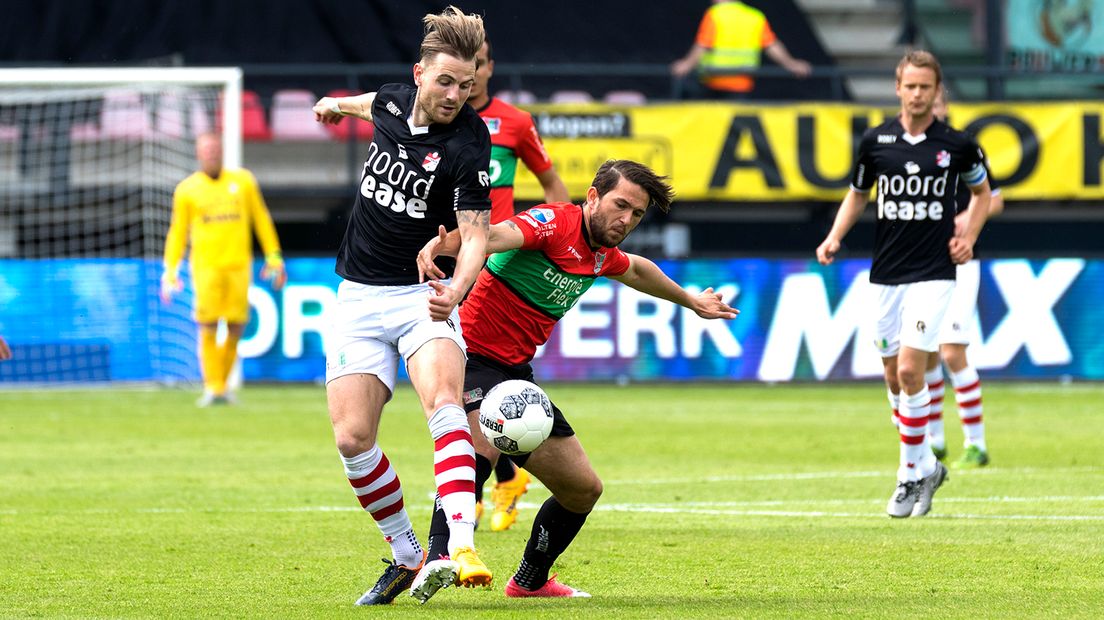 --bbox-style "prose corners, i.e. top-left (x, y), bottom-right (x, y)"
top-left (463, 352), bottom-right (574, 439)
